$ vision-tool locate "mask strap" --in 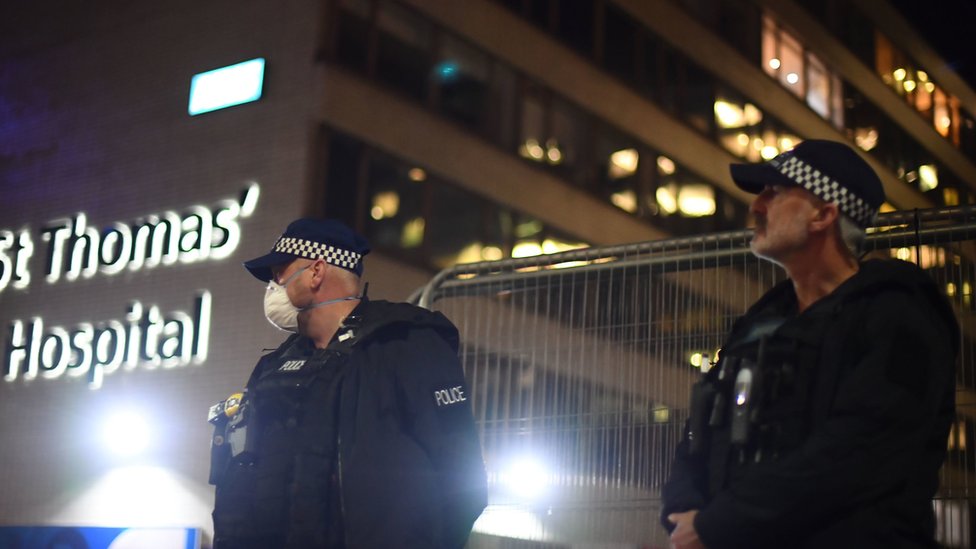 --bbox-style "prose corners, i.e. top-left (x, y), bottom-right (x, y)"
top-left (303, 291), bottom-right (363, 311)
